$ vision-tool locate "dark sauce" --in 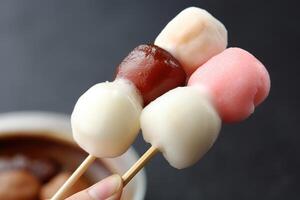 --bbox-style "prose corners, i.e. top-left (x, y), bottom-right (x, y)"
top-left (0, 132), bottom-right (111, 183)
top-left (0, 132), bottom-right (134, 200)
